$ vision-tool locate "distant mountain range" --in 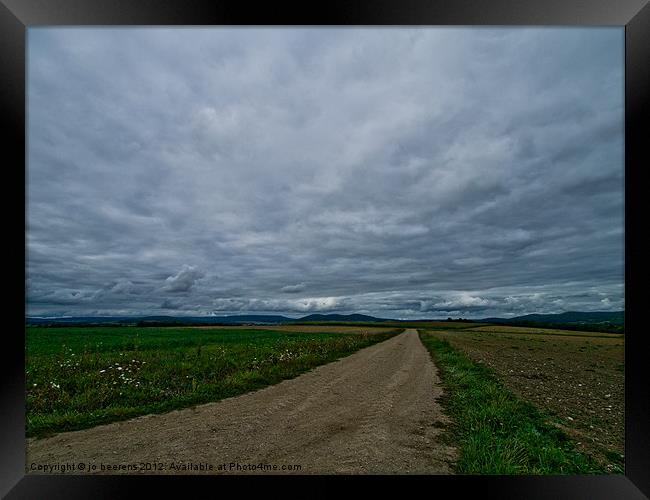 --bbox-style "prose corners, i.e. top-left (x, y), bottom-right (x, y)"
top-left (26, 311), bottom-right (624, 328)
top-left (294, 313), bottom-right (389, 323)
top-left (25, 313), bottom-right (391, 326)
top-left (25, 315), bottom-right (295, 325)
top-left (480, 311), bottom-right (624, 325)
